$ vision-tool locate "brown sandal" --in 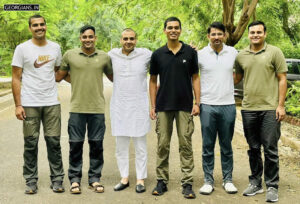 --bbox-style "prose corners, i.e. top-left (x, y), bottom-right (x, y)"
top-left (70, 182), bottom-right (81, 194)
top-left (89, 182), bottom-right (104, 193)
